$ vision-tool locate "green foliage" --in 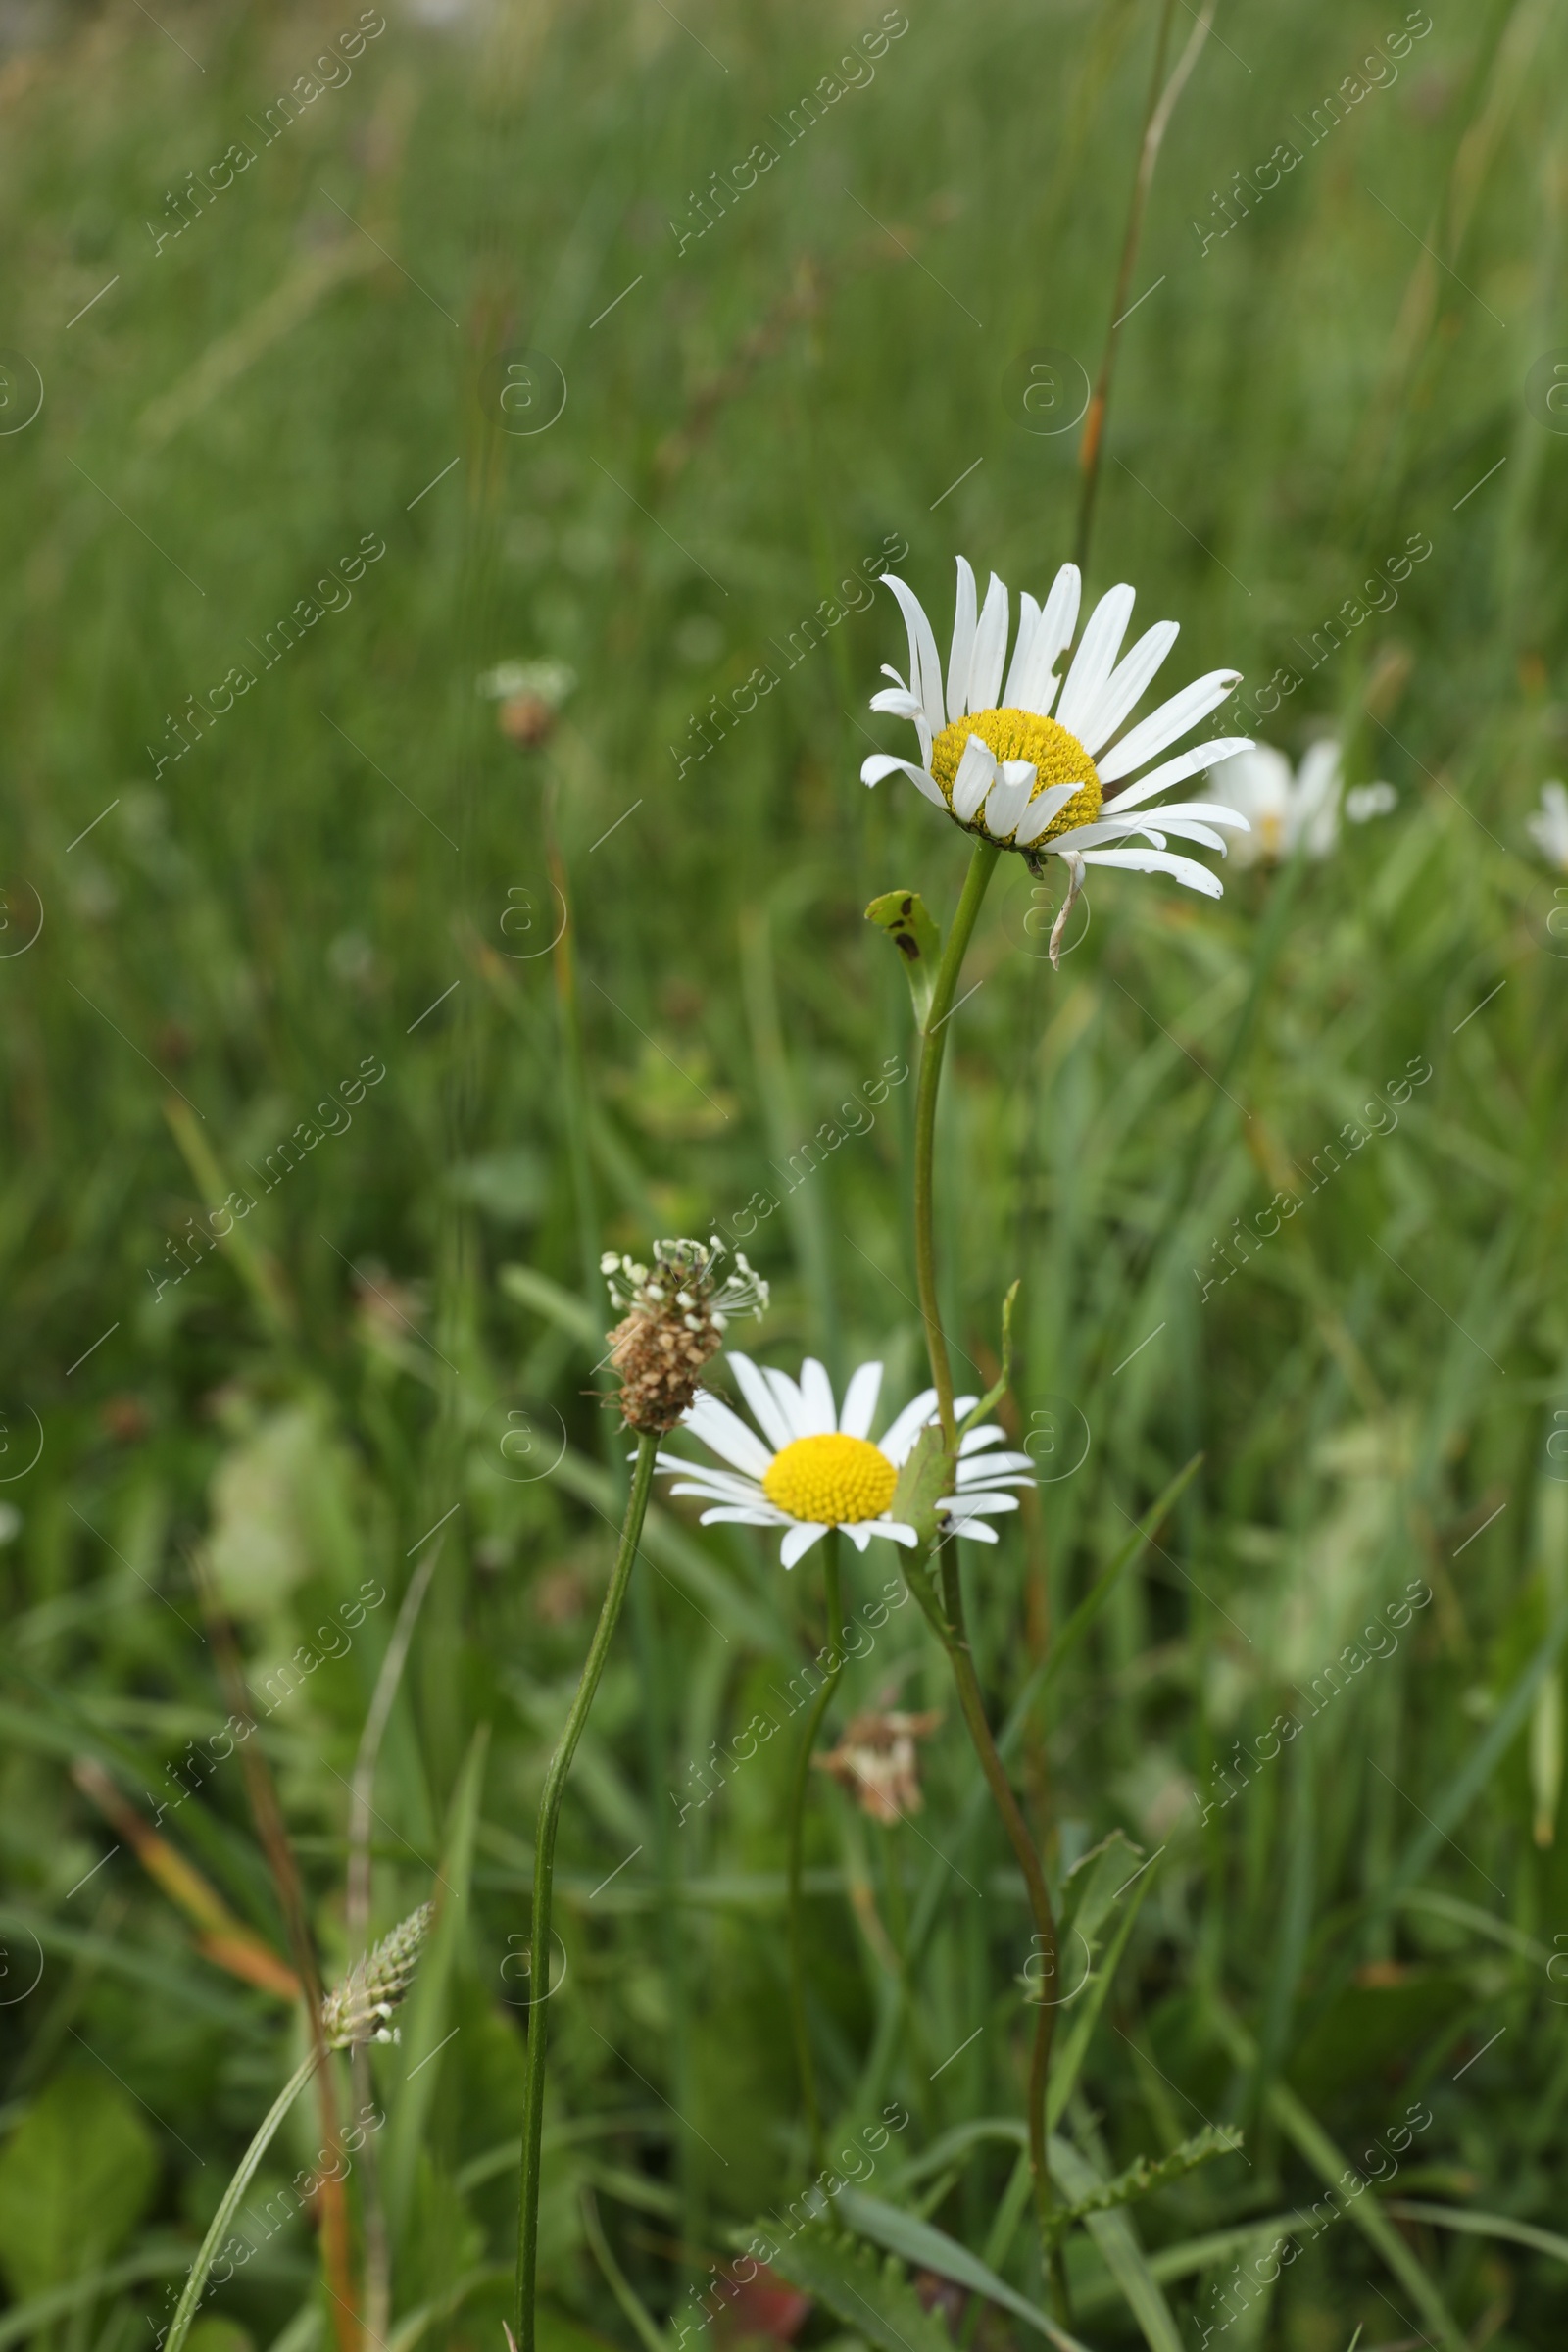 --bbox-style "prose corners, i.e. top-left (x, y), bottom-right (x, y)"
top-left (0, 2074), bottom-right (159, 2296)
top-left (864, 892), bottom-right (942, 1026)
top-left (1053, 2126), bottom-right (1243, 2225)
top-left (741, 2220), bottom-right (960, 2352)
